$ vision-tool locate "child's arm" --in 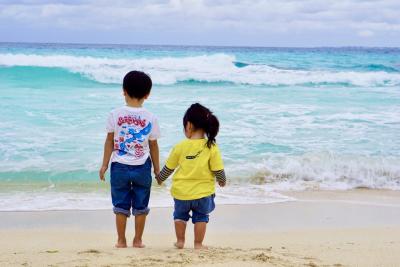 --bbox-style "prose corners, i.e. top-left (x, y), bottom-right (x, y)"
top-left (213, 170), bottom-right (227, 187)
top-left (157, 165), bottom-right (175, 185)
top-left (149, 140), bottom-right (160, 177)
top-left (99, 133), bottom-right (114, 181)
top-left (156, 144), bottom-right (179, 185)
top-left (209, 144), bottom-right (226, 187)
